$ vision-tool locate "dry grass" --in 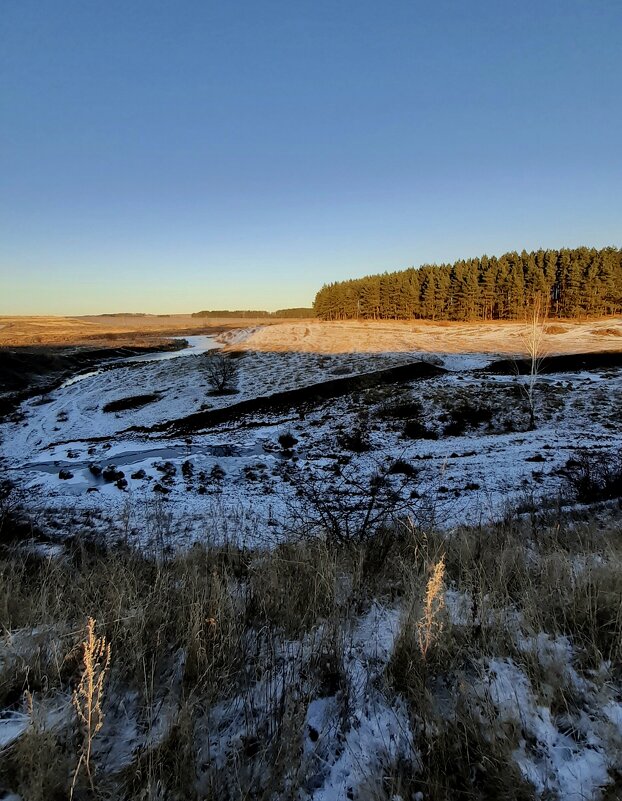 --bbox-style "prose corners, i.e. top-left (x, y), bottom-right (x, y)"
top-left (0, 314), bottom-right (276, 348)
top-left (0, 503), bottom-right (622, 799)
top-left (225, 317), bottom-right (622, 356)
top-left (10, 728), bottom-right (72, 801)
top-left (385, 513), bottom-right (622, 799)
top-left (373, 692), bottom-right (535, 801)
